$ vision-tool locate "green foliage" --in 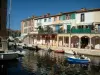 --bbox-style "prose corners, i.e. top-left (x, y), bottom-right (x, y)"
top-left (58, 27), bottom-right (64, 33)
top-left (37, 26), bottom-right (53, 34)
top-left (8, 29), bottom-right (21, 38)
top-left (37, 26), bottom-right (44, 33)
top-left (44, 26), bottom-right (53, 34)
